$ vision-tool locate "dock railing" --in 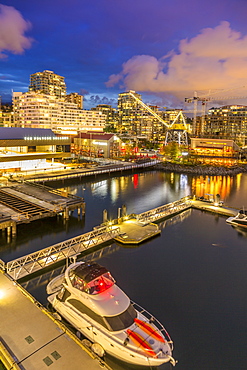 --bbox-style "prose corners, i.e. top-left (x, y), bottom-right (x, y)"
top-left (6, 226), bottom-right (120, 280)
top-left (136, 197), bottom-right (192, 224)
